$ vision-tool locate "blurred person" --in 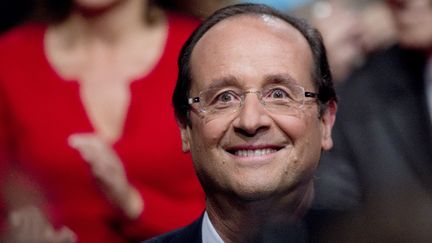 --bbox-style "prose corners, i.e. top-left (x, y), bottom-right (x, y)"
top-left (358, 0), bottom-right (397, 53)
top-left (312, 0), bottom-right (432, 241)
top-left (146, 3), bottom-right (337, 242)
top-left (0, 0), bottom-right (205, 242)
top-left (299, 0), bottom-right (397, 83)
top-left (308, 0), bottom-right (365, 82)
